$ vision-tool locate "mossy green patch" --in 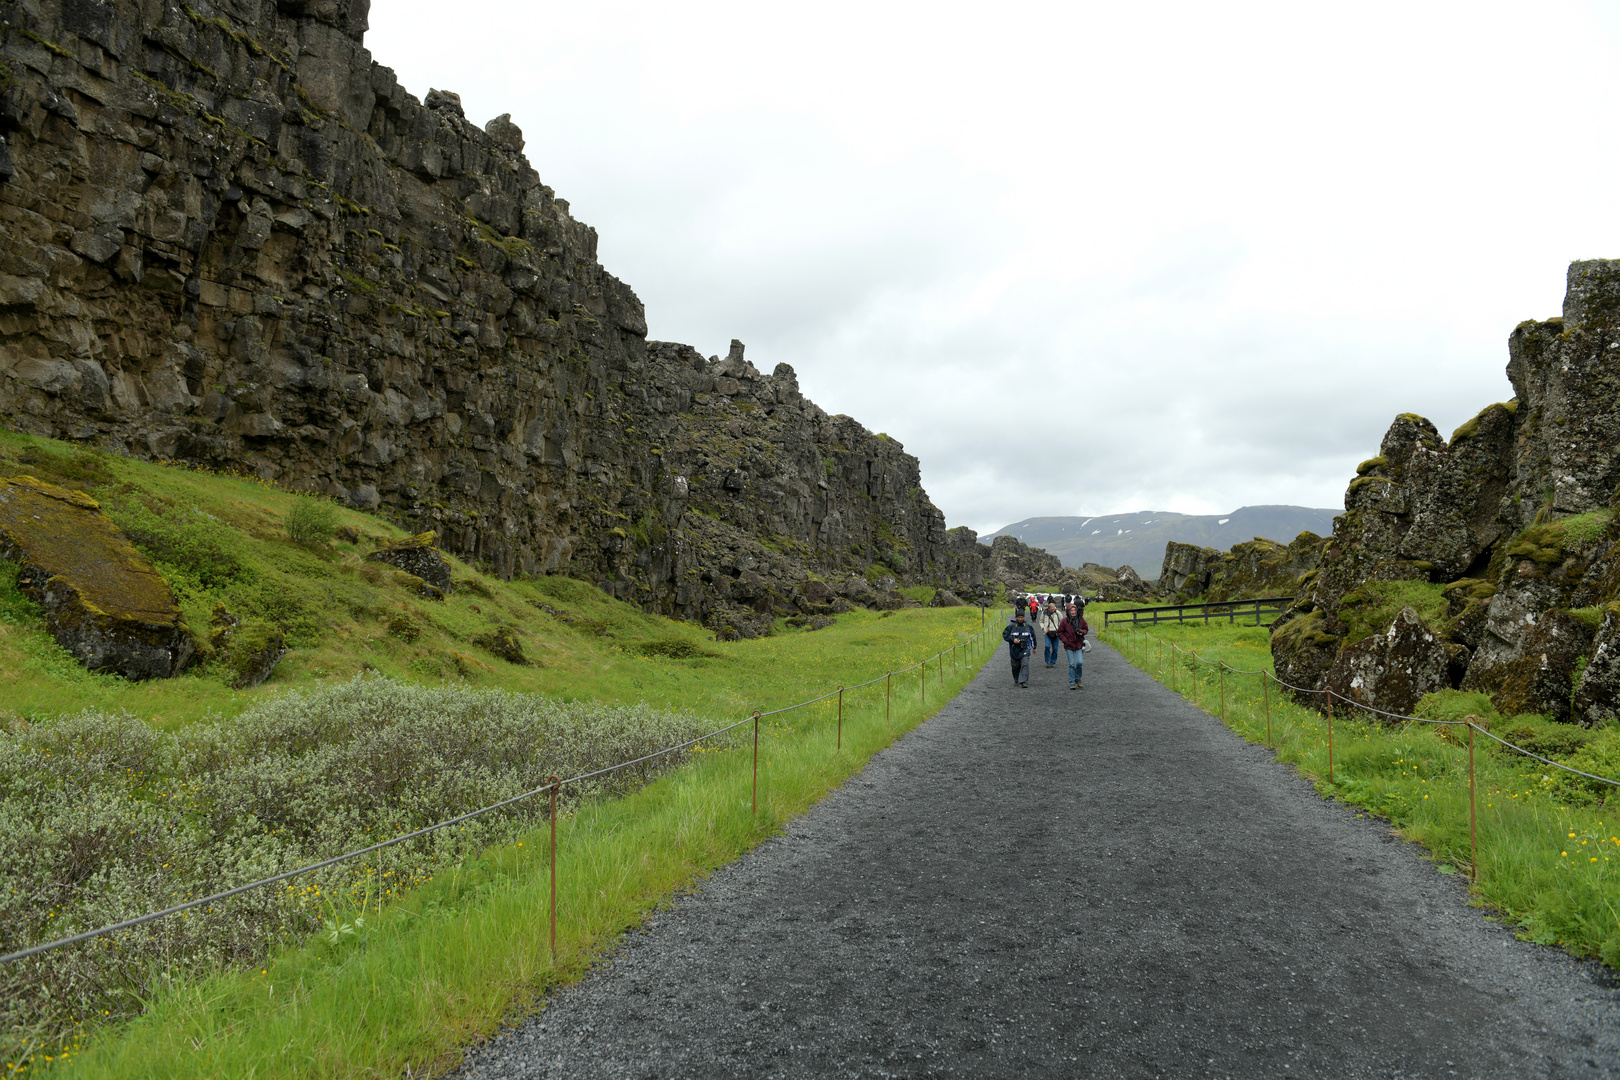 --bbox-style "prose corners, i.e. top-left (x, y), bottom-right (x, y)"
top-left (0, 476), bottom-right (184, 627)
top-left (1272, 606), bottom-right (1339, 650)
top-left (1336, 579), bottom-right (1447, 646)
top-left (1355, 456), bottom-right (1387, 476)
top-left (1449, 400), bottom-right (1516, 445)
